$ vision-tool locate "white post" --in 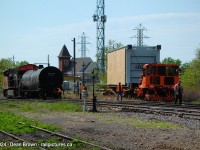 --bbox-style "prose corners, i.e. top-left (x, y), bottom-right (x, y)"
top-left (81, 90), bottom-right (88, 112)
